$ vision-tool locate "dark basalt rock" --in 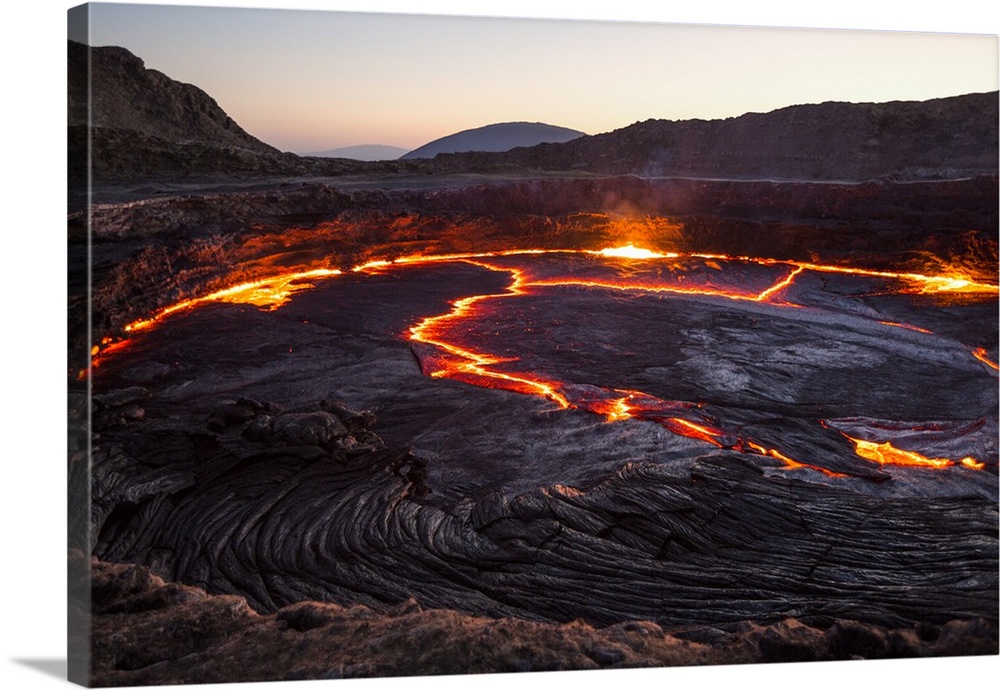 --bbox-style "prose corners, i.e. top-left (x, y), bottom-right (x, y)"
top-left (89, 394), bottom-right (998, 631)
top-left (259, 411), bottom-right (349, 446)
